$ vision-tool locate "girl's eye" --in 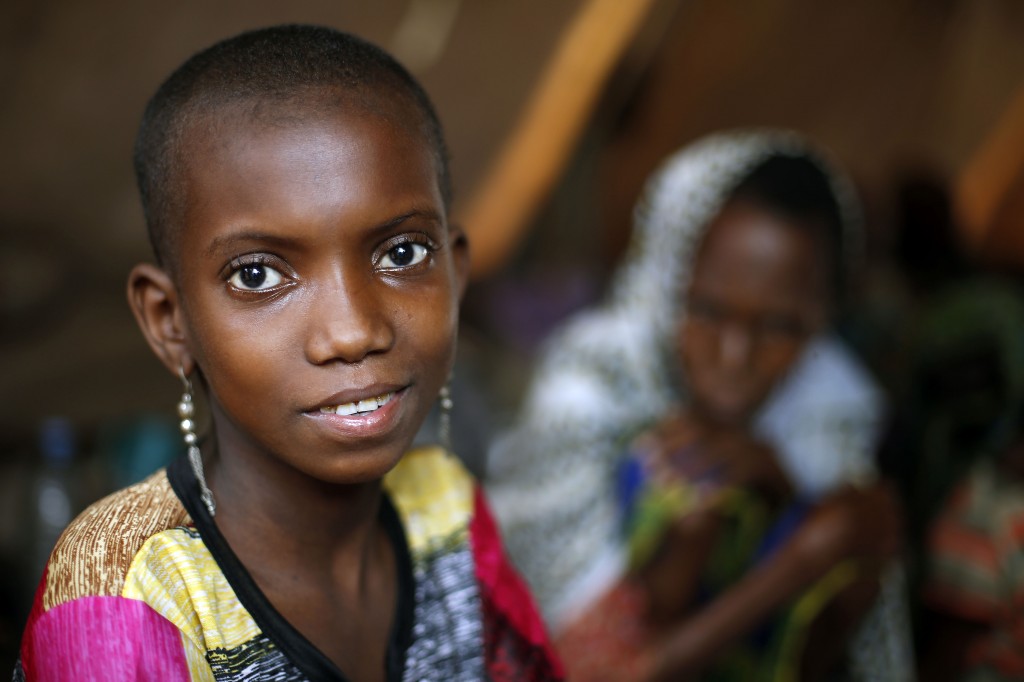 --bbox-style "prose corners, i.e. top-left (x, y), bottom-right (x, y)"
top-left (379, 242), bottom-right (429, 270)
top-left (687, 298), bottom-right (723, 324)
top-left (759, 314), bottom-right (805, 339)
top-left (228, 263), bottom-right (284, 291)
